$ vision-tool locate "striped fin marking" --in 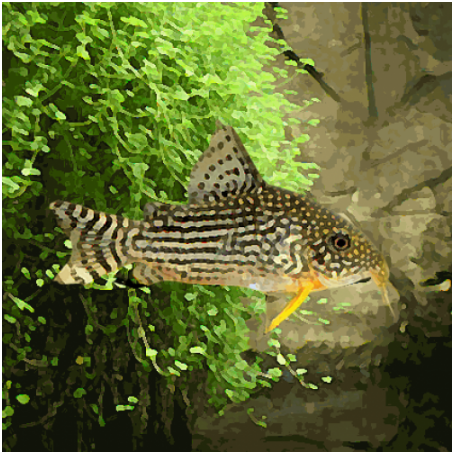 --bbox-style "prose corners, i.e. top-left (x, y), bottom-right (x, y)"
top-left (50, 201), bottom-right (131, 284)
top-left (187, 123), bottom-right (265, 205)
